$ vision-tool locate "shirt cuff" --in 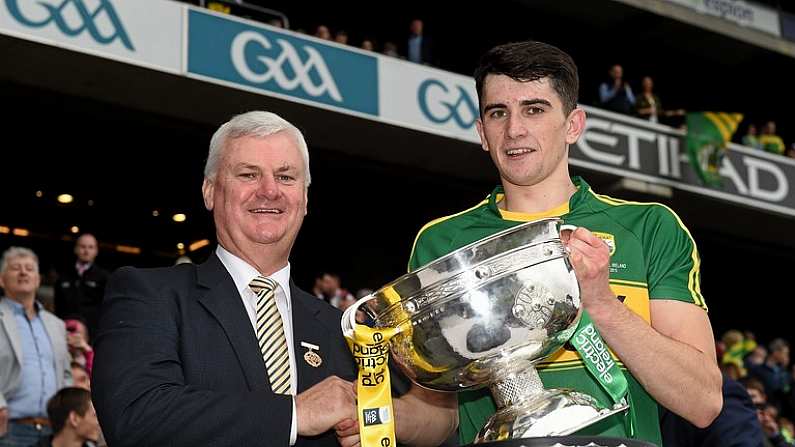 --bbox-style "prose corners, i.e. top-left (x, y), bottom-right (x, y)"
top-left (290, 396), bottom-right (297, 445)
